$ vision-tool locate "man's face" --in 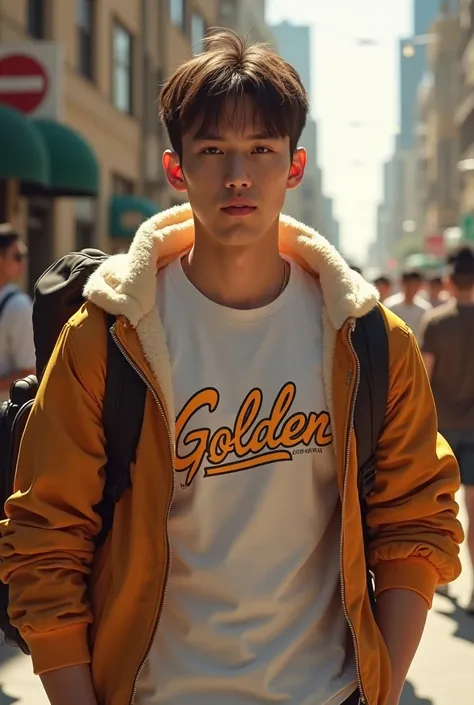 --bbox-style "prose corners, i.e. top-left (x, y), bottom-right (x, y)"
top-left (0, 241), bottom-right (27, 283)
top-left (163, 97), bottom-right (306, 247)
top-left (402, 276), bottom-right (421, 300)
